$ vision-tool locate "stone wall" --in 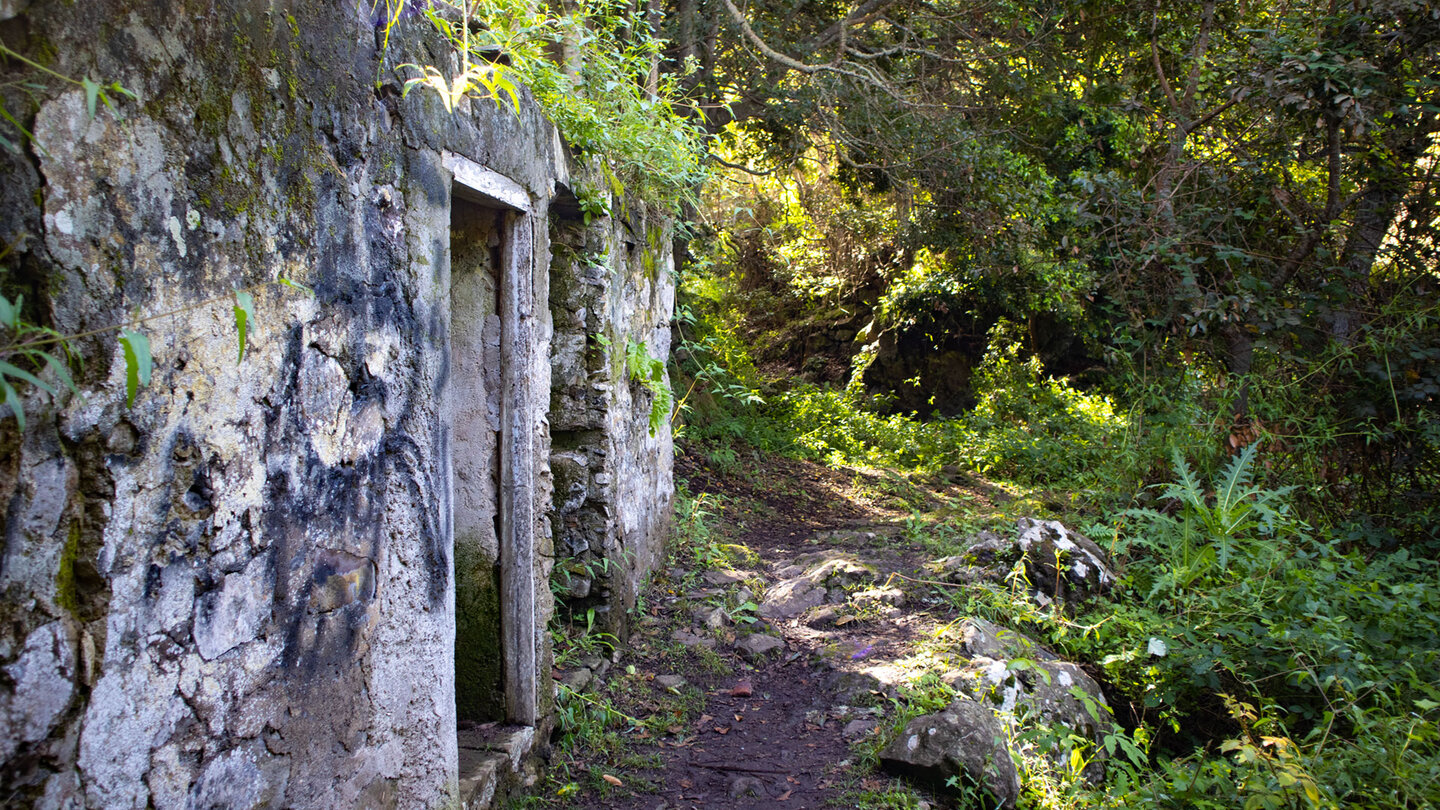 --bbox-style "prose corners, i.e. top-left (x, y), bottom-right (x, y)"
top-left (0, 2), bottom-right (673, 807)
top-left (548, 202), bottom-right (675, 639)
